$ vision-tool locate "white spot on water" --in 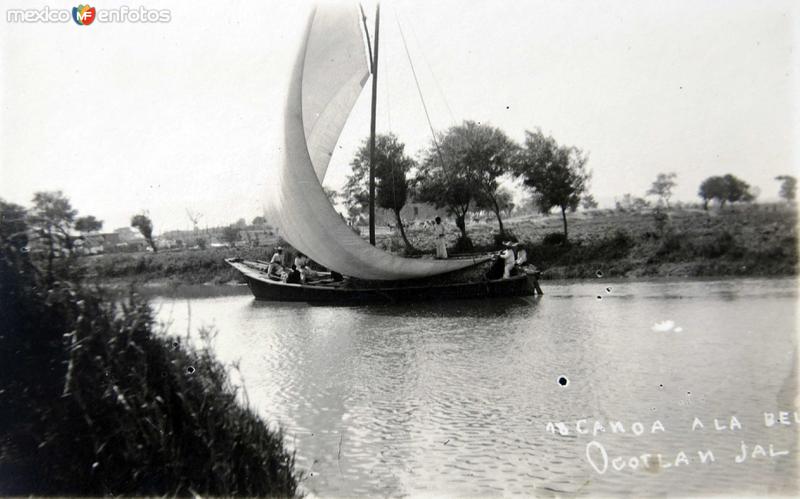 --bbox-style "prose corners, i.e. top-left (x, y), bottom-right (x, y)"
top-left (651, 320), bottom-right (682, 332)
